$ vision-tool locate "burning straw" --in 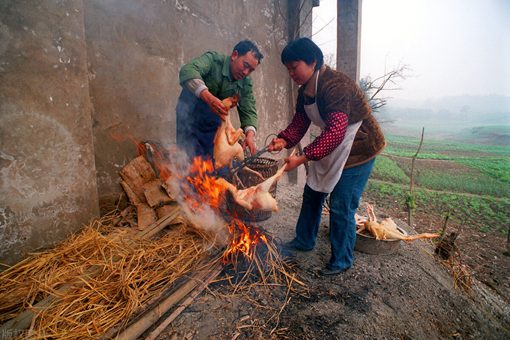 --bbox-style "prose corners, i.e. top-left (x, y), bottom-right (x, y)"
top-left (222, 219), bottom-right (303, 292)
top-left (0, 210), bottom-right (219, 339)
